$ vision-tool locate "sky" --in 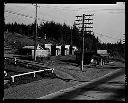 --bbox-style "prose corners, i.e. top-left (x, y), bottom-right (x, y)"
top-left (4, 2), bottom-right (125, 43)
